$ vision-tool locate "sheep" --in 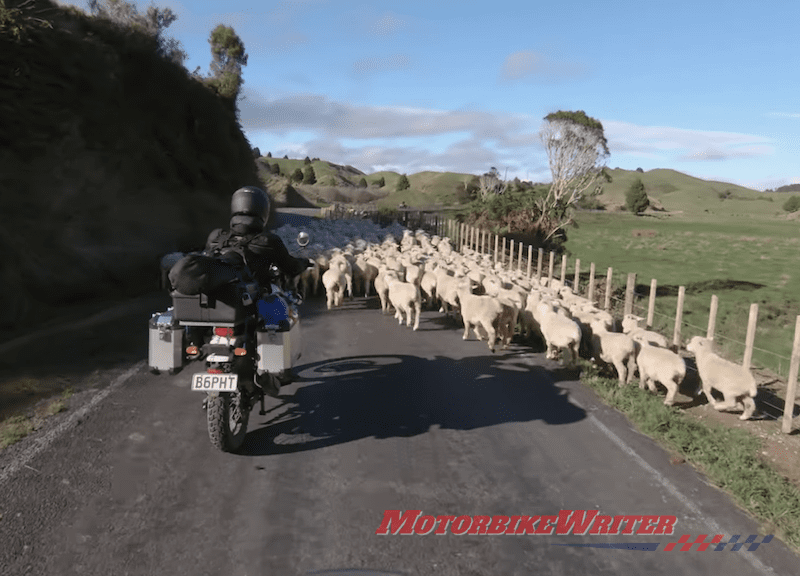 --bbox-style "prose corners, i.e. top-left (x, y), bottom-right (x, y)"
top-left (296, 258), bottom-right (320, 299)
top-left (321, 260), bottom-right (347, 309)
top-left (374, 266), bottom-right (392, 314)
top-left (455, 280), bottom-right (504, 352)
top-left (622, 314), bottom-right (670, 349)
top-left (328, 252), bottom-right (354, 299)
top-left (384, 270), bottom-right (422, 330)
top-left (686, 336), bottom-right (757, 420)
top-left (536, 301), bottom-right (582, 368)
top-left (589, 319), bottom-right (637, 387)
top-left (353, 254), bottom-right (379, 297)
top-left (635, 343), bottom-right (686, 405)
